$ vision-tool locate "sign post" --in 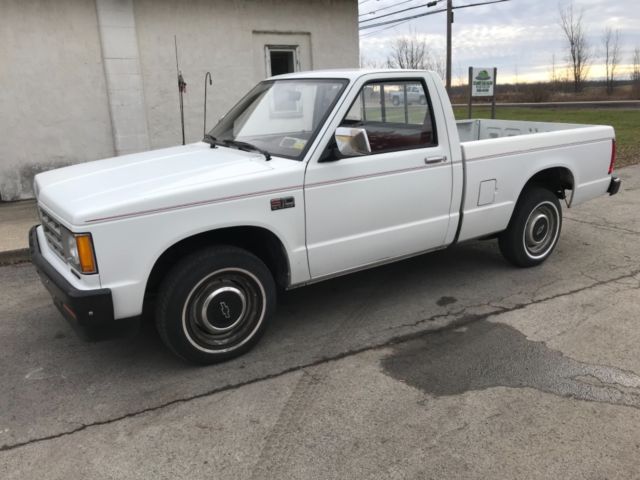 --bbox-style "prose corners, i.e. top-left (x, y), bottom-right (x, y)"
top-left (468, 67), bottom-right (497, 119)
